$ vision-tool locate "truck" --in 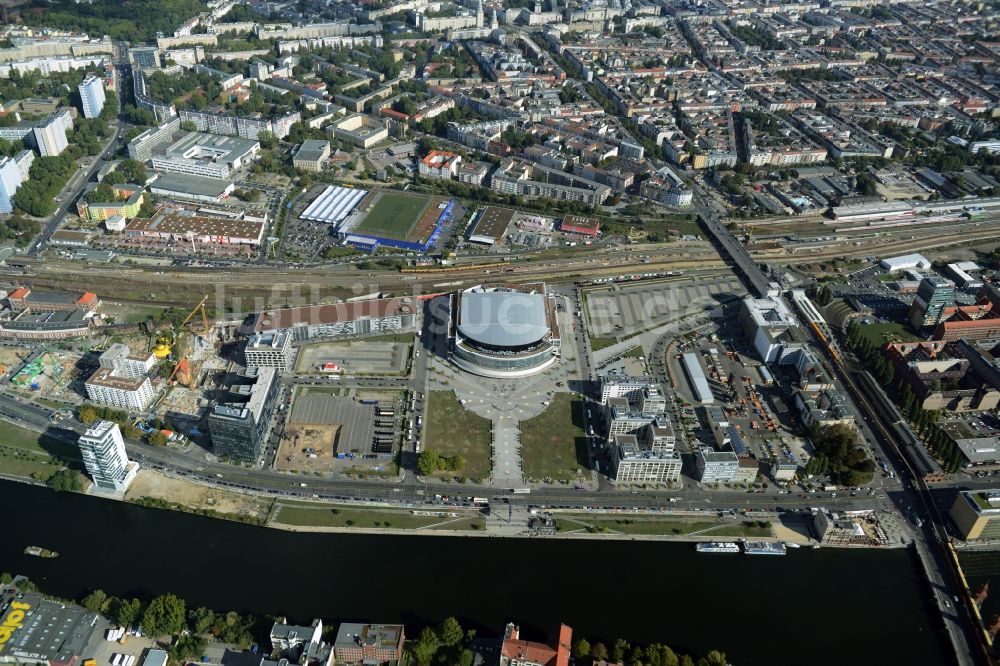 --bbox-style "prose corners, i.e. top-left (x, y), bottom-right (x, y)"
top-left (823, 484), bottom-right (838, 492)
